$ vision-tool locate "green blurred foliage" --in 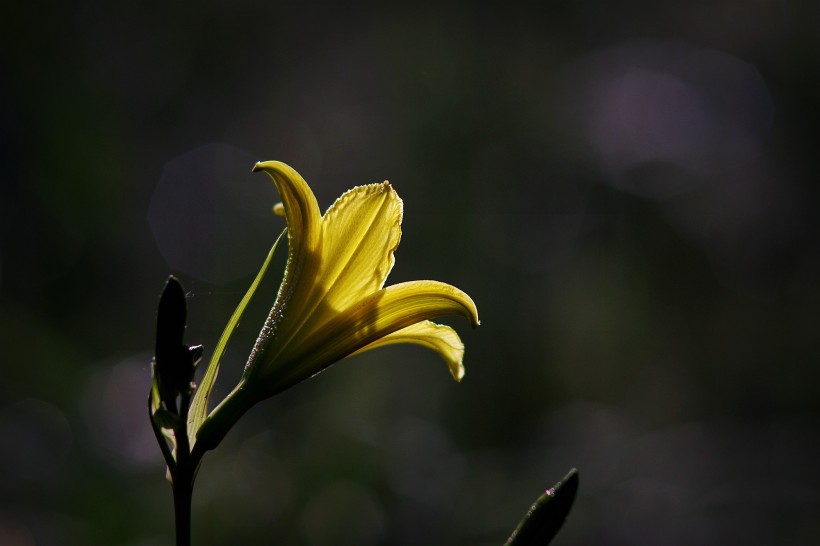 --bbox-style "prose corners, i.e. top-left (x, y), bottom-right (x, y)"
top-left (3, 1), bottom-right (820, 544)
